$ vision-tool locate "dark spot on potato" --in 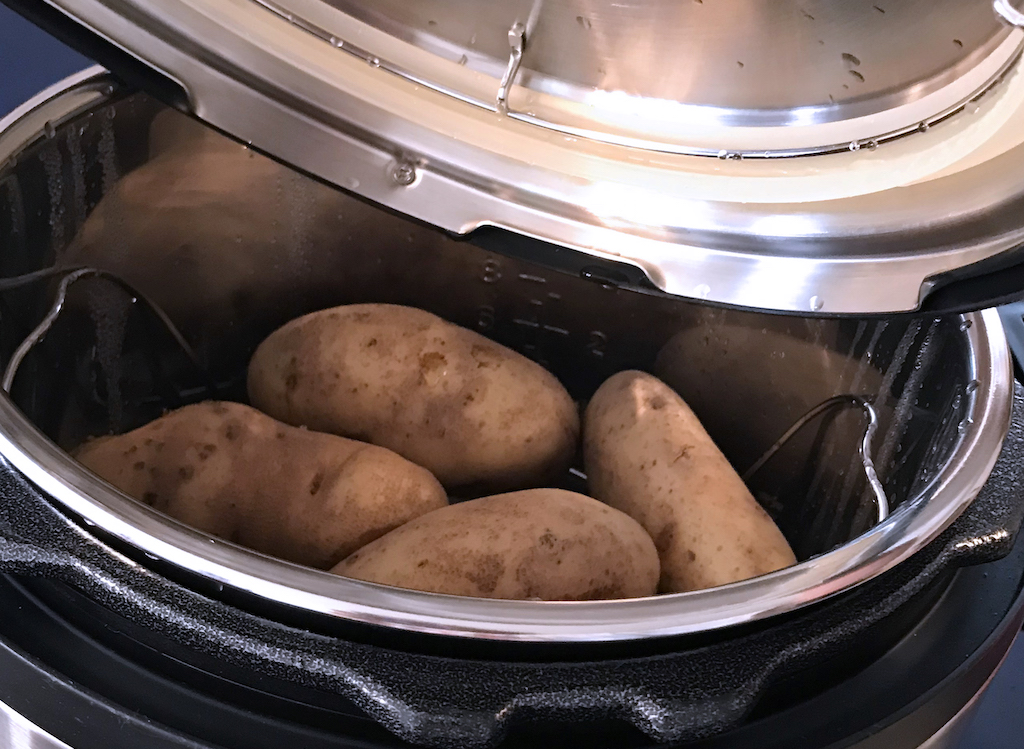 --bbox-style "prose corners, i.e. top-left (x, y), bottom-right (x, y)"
top-left (420, 351), bottom-right (447, 371)
top-left (687, 550), bottom-right (697, 562)
top-left (539, 531), bottom-right (556, 548)
top-left (649, 395), bottom-right (668, 410)
top-left (224, 424), bottom-right (239, 441)
top-left (309, 471), bottom-right (325, 496)
top-left (470, 344), bottom-right (495, 368)
top-left (142, 492), bottom-right (158, 505)
top-left (178, 465), bottom-right (195, 481)
top-left (197, 443), bottom-right (217, 461)
top-left (124, 445), bottom-right (138, 456)
top-left (655, 524), bottom-right (676, 553)
top-left (285, 373), bottom-right (299, 392)
top-left (365, 337), bottom-right (378, 348)
top-left (466, 555), bottom-right (506, 594)
top-left (276, 431), bottom-right (286, 439)
top-left (351, 311), bottom-right (373, 322)
top-left (672, 446), bottom-right (691, 464)
top-left (133, 461), bottom-right (146, 470)
top-left (416, 559), bottom-right (428, 568)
